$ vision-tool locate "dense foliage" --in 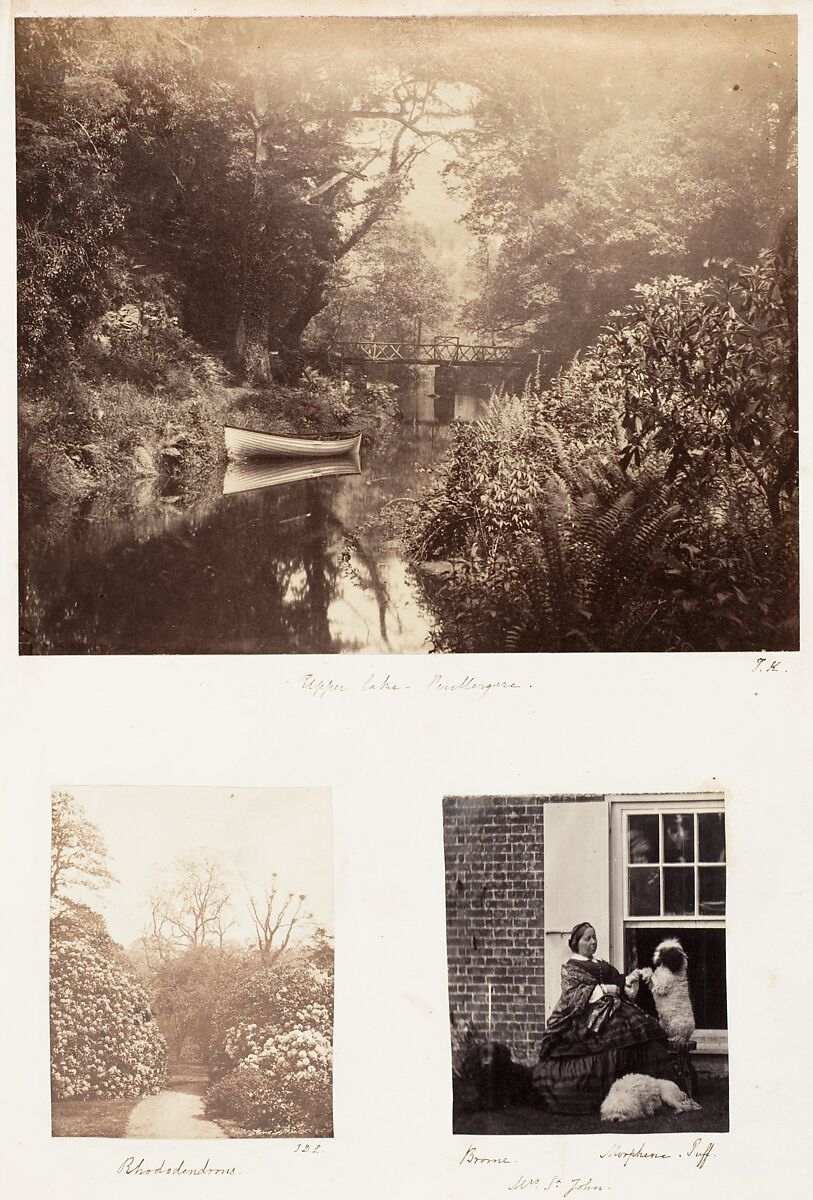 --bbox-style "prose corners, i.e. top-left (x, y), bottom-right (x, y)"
top-left (16, 17), bottom-right (467, 383)
top-left (144, 945), bottom-right (239, 1061)
top-left (227, 370), bottom-right (400, 444)
top-left (50, 902), bottom-right (167, 1099)
top-left (17, 23), bottom-right (126, 383)
top-left (406, 250), bottom-right (798, 651)
top-left (449, 18), bottom-right (796, 374)
top-left (206, 958), bottom-right (333, 1135)
top-left (18, 17), bottom-right (794, 382)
